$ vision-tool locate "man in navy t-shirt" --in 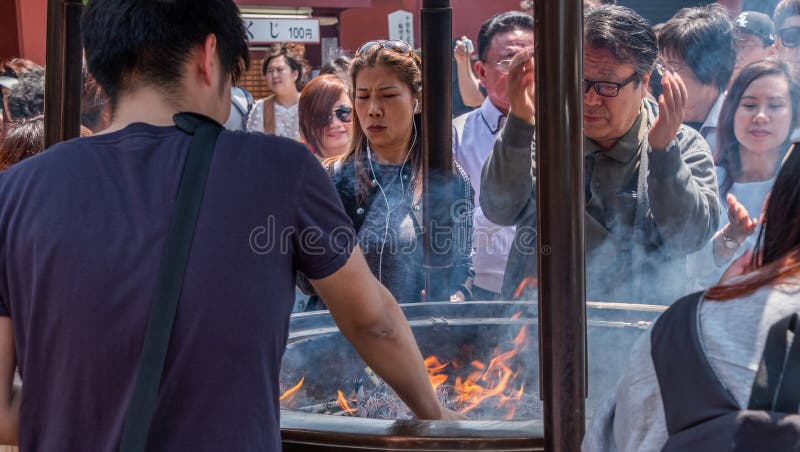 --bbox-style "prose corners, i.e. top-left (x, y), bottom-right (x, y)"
top-left (0, 1), bottom-right (461, 450)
